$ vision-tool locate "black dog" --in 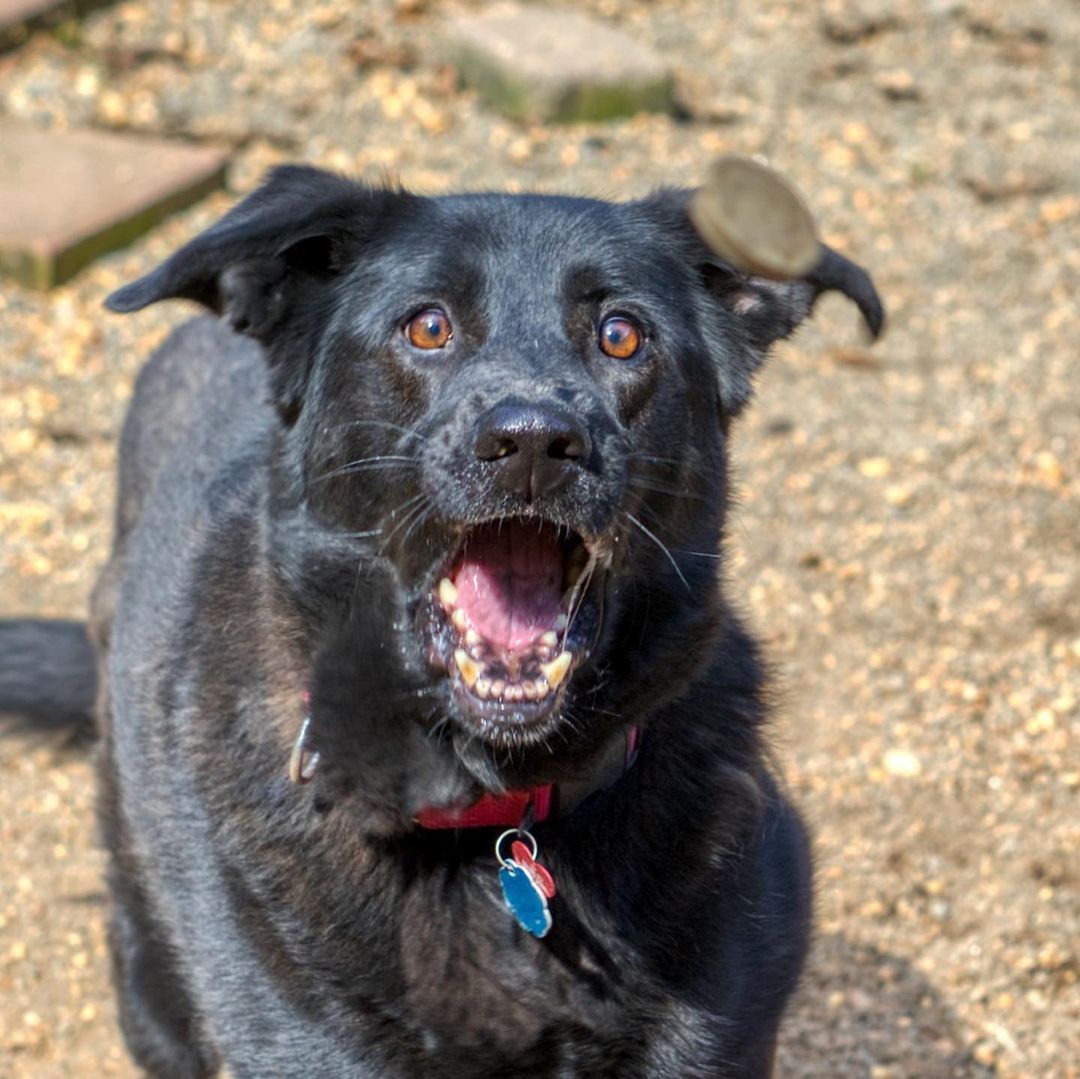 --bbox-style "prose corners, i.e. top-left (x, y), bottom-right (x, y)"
top-left (2, 165), bottom-right (882, 1077)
